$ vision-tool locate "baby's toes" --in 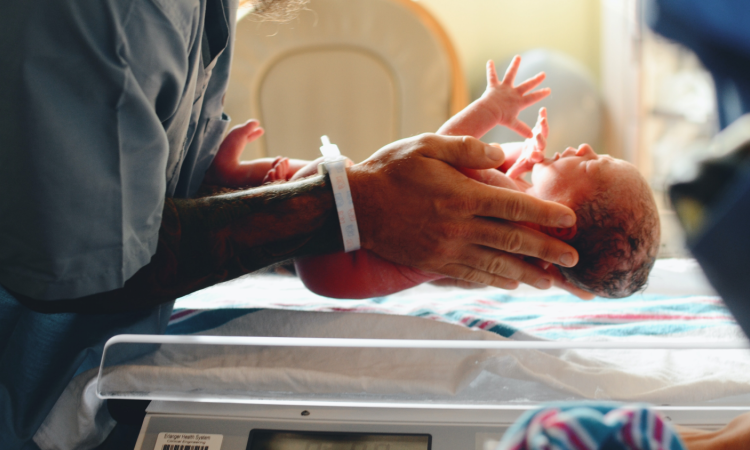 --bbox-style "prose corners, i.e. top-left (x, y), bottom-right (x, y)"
top-left (273, 157), bottom-right (291, 181)
top-left (266, 157), bottom-right (290, 182)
